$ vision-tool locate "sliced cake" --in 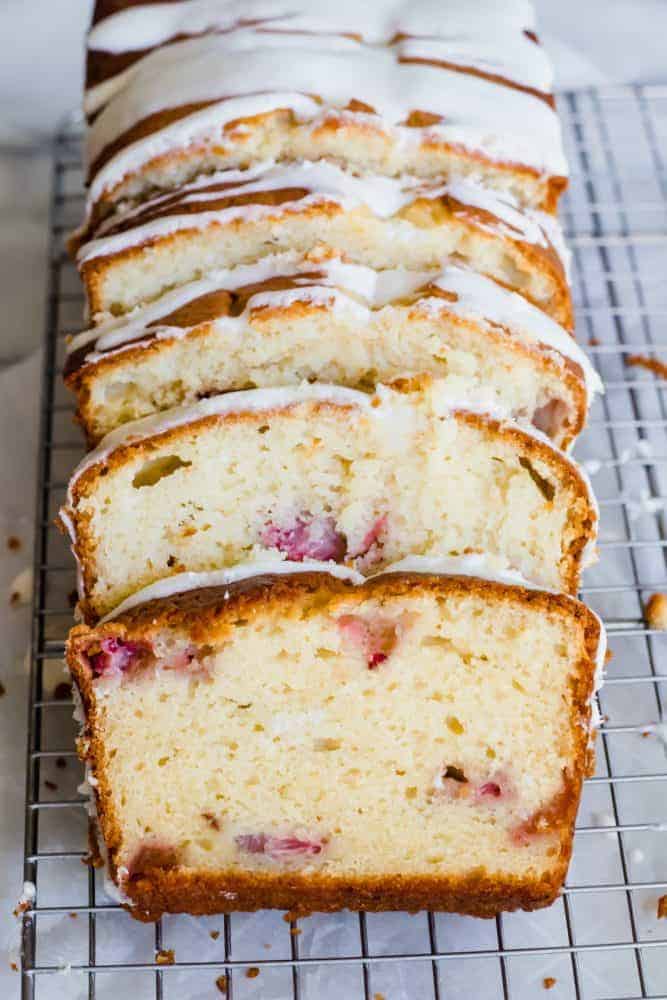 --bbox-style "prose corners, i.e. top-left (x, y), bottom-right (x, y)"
top-left (75, 162), bottom-right (571, 323)
top-left (66, 558), bottom-right (604, 921)
top-left (58, 382), bottom-right (598, 622)
top-left (83, 0), bottom-right (566, 235)
top-left (65, 256), bottom-right (600, 448)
